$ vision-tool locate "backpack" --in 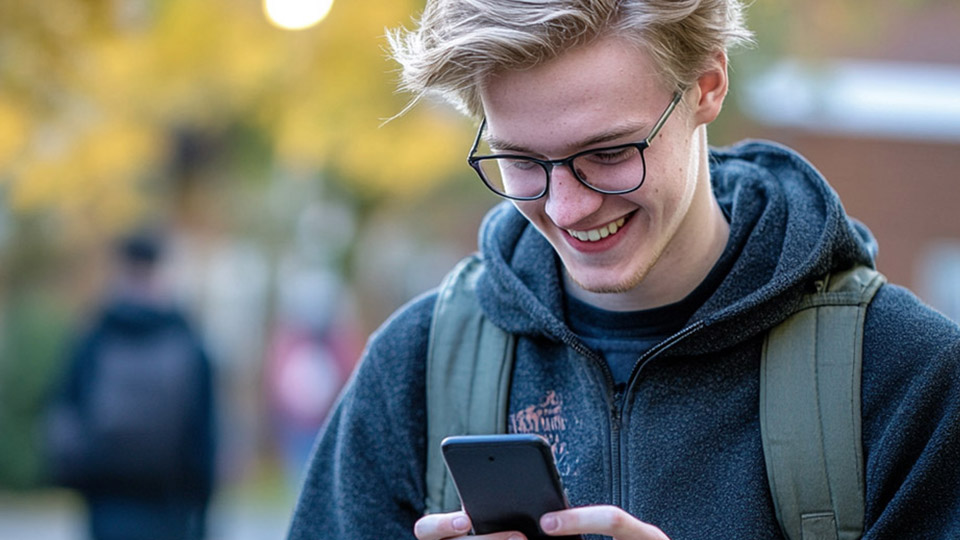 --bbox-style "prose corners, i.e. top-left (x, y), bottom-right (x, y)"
top-left (424, 254), bottom-right (885, 540)
top-left (48, 319), bottom-right (203, 491)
